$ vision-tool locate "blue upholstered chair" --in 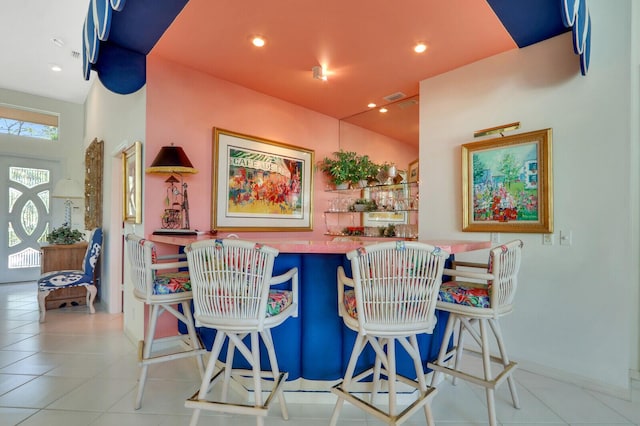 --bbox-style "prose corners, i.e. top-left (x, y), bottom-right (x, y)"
top-left (37, 227), bottom-right (103, 322)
